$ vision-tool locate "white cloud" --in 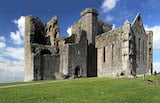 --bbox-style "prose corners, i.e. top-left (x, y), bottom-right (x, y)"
top-left (0, 16), bottom-right (25, 82)
top-left (0, 36), bottom-right (6, 41)
top-left (3, 47), bottom-right (24, 61)
top-left (0, 46), bottom-right (24, 82)
top-left (13, 16), bottom-right (25, 38)
top-left (10, 31), bottom-right (24, 45)
top-left (0, 57), bottom-right (24, 82)
top-left (10, 16), bottom-right (25, 45)
top-left (0, 36), bottom-right (6, 48)
top-left (67, 26), bottom-right (72, 36)
top-left (0, 42), bottom-right (6, 48)
top-left (0, 57), bottom-right (24, 72)
top-left (105, 15), bottom-right (114, 22)
top-left (112, 24), bottom-right (115, 30)
top-left (153, 62), bottom-right (160, 73)
top-left (101, 0), bottom-right (119, 13)
top-left (145, 25), bottom-right (160, 50)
